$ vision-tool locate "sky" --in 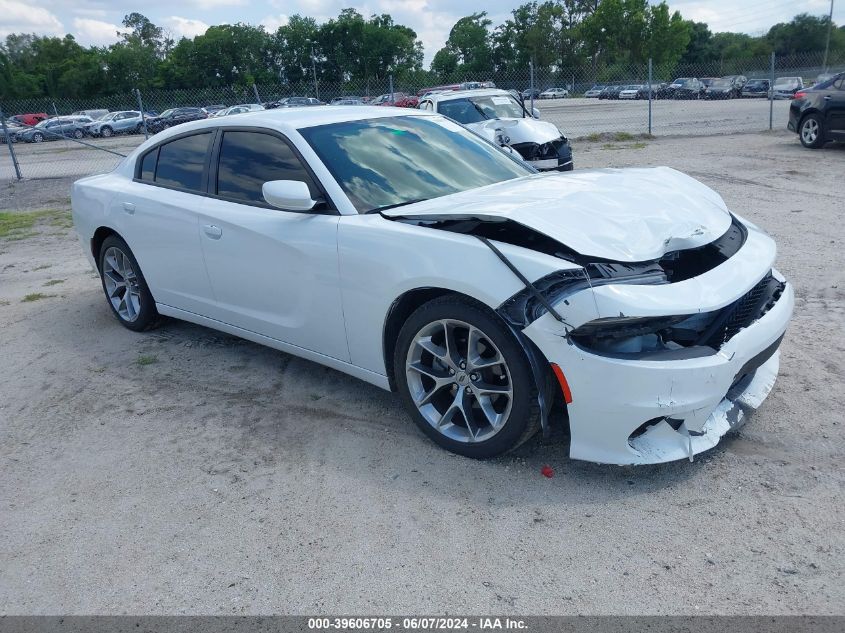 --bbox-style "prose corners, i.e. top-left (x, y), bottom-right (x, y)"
top-left (1, 0), bottom-right (842, 64)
